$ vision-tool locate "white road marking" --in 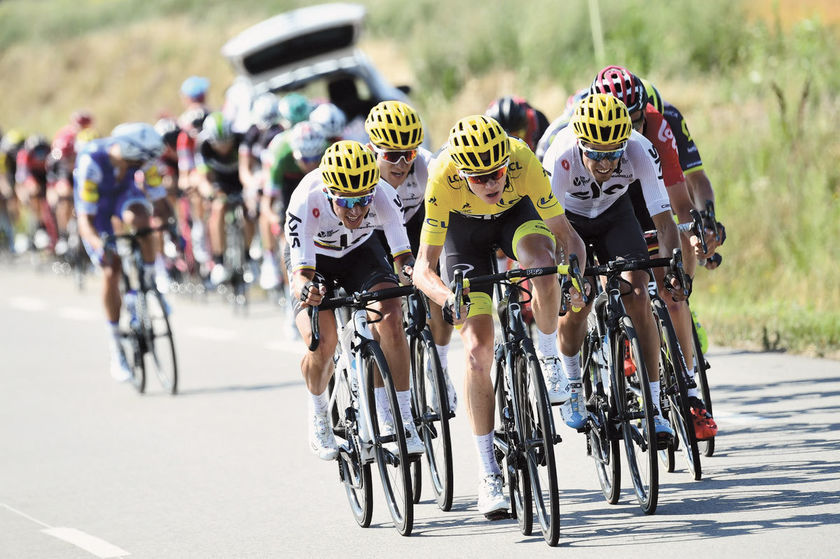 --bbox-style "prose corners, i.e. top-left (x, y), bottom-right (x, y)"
top-left (714, 409), bottom-right (769, 424)
top-left (7, 296), bottom-right (48, 312)
top-left (183, 326), bottom-right (237, 341)
top-left (1, 503), bottom-right (129, 558)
